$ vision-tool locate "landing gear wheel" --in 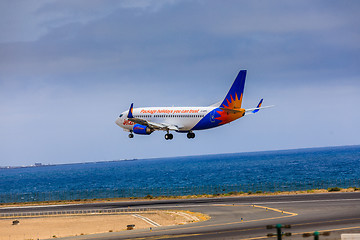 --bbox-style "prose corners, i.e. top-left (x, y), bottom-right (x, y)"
top-left (128, 133), bottom-right (134, 138)
top-left (187, 132), bottom-right (195, 139)
top-left (165, 133), bottom-right (173, 140)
